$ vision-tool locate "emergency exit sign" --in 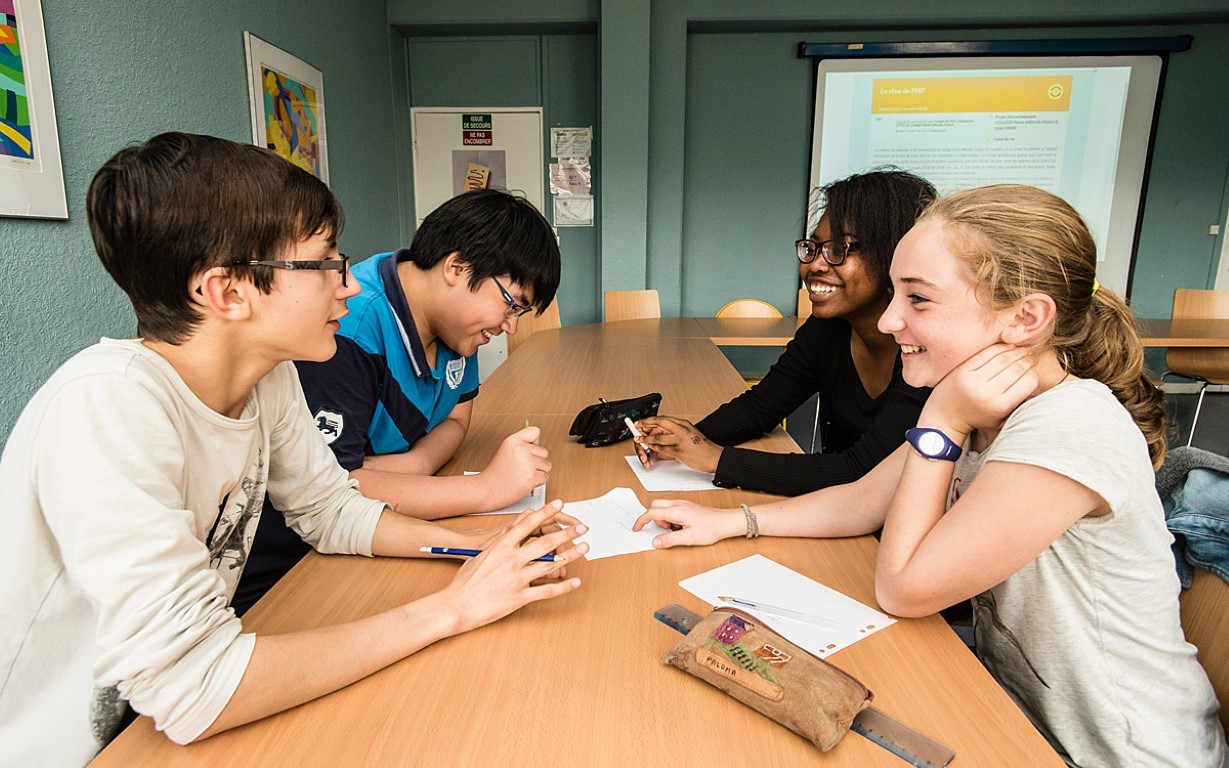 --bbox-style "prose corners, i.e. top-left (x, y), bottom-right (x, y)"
top-left (462, 114), bottom-right (493, 145)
